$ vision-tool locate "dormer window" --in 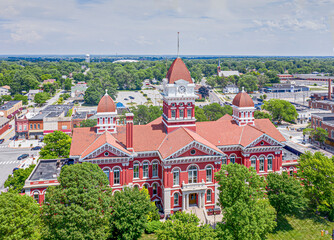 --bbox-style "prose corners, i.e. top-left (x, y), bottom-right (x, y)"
top-left (180, 103), bottom-right (184, 107)
top-left (187, 103), bottom-right (191, 107)
top-left (172, 103), bottom-right (175, 107)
